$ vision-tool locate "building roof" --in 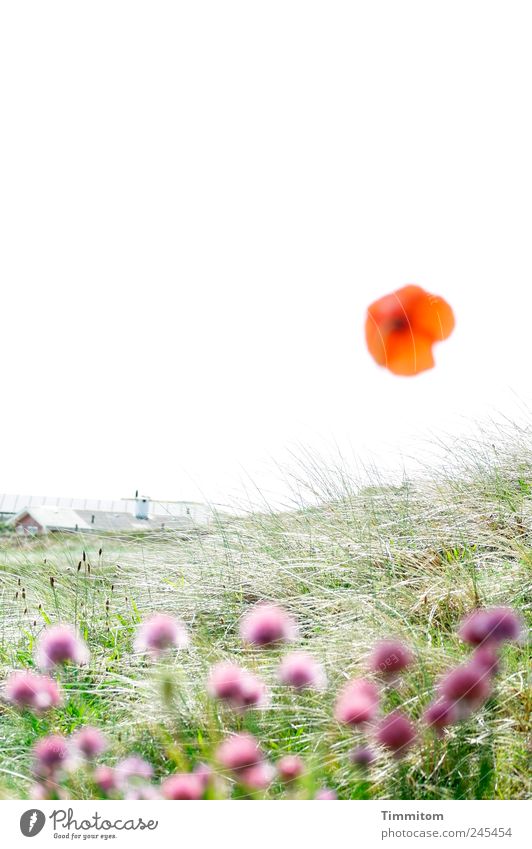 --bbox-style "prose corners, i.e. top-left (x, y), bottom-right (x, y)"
top-left (10, 506), bottom-right (92, 531)
top-left (74, 510), bottom-right (195, 532)
top-left (8, 506), bottom-right (205, 533)
top-left (0, 493), bottom-right (208, 517)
